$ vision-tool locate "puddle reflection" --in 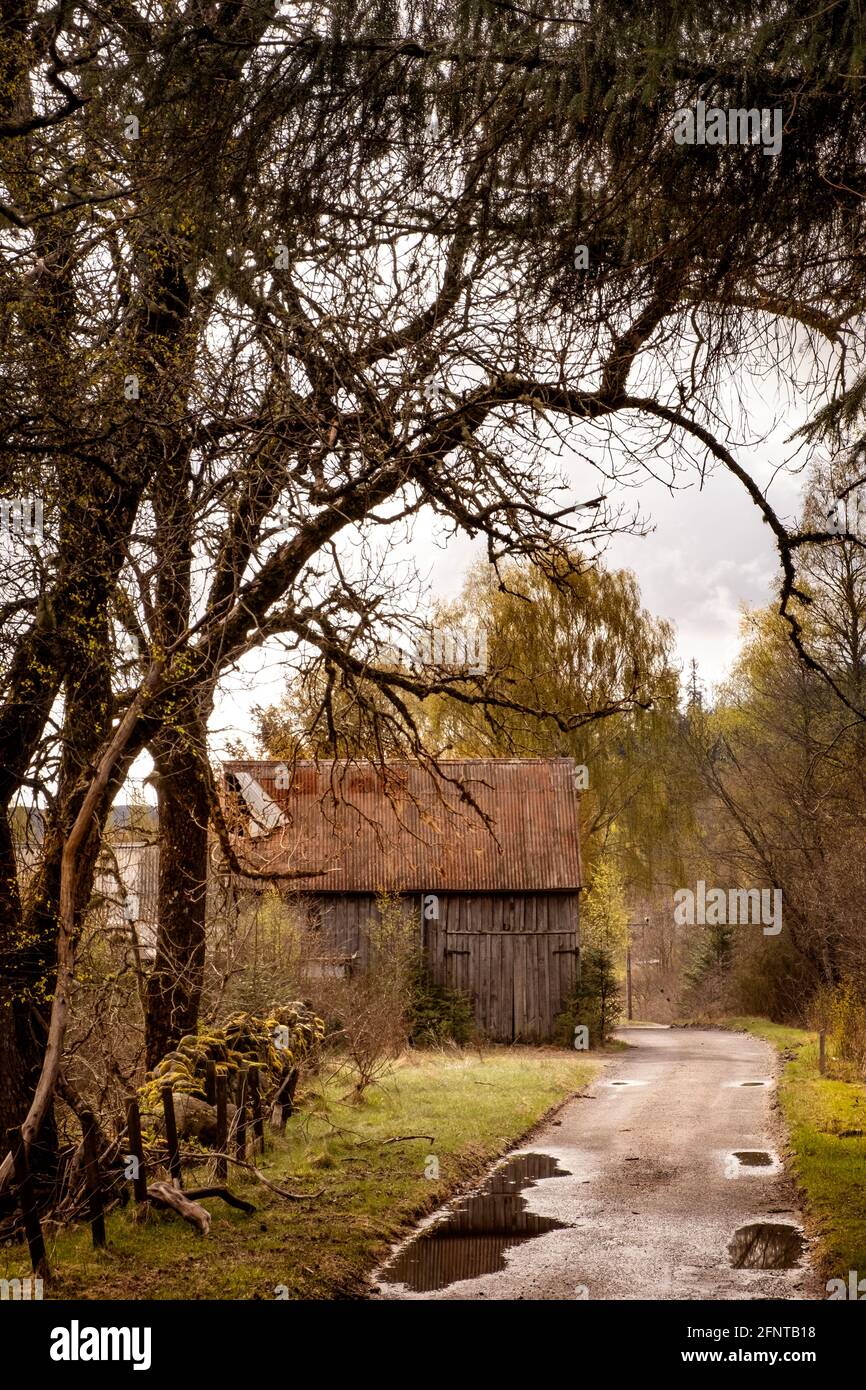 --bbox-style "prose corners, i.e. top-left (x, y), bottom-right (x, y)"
top-left (379, 1152), bottom-right (570, 1292)
top-left (729, 1222), bottom-right (804, 1269)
